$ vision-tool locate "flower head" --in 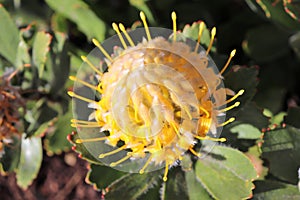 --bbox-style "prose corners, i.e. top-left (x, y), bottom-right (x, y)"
top-left (69, 12), bottom-right (243, 181)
